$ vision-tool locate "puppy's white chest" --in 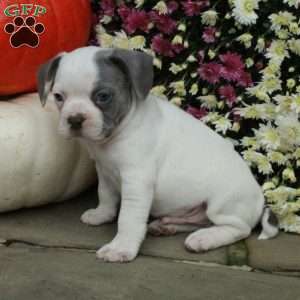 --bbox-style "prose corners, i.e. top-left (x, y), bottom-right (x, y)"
top-left (82, 140), bottom-right (121, 187)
